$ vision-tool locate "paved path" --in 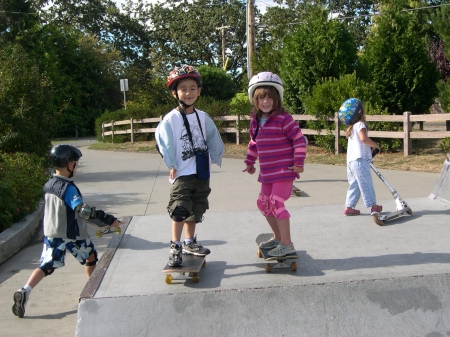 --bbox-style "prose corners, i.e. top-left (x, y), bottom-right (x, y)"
top-left (0, 138), bottom-right (448, 336)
